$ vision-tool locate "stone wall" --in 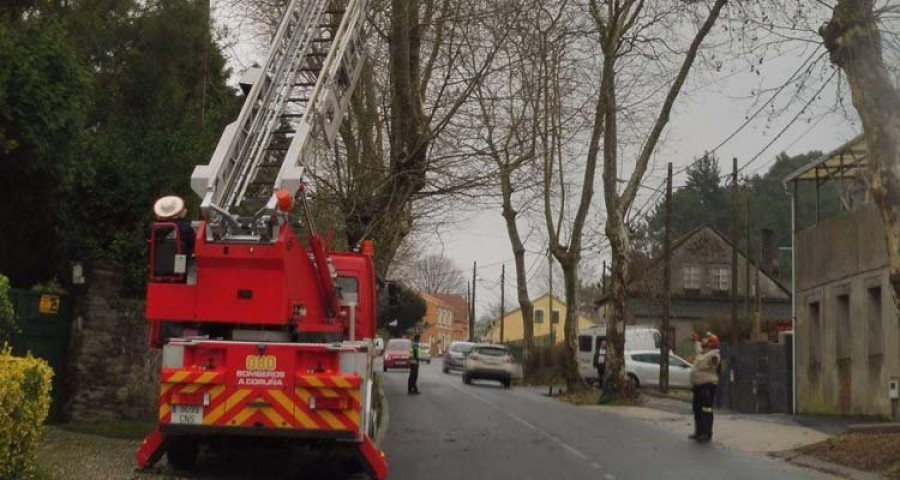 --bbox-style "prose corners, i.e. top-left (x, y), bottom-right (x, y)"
top-left (66, 268), bottom-right (159, 422)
